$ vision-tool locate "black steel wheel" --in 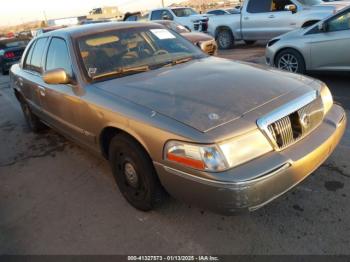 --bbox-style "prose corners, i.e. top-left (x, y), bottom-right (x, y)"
top-left (20, 101), bottom-right (46, 132)
top-left (109, 134), bottom-right (166, 211)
